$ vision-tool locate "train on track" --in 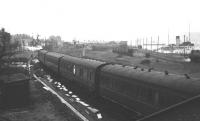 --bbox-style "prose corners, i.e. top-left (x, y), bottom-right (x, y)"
top-left (38, 50), bottom-right (200, 115)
